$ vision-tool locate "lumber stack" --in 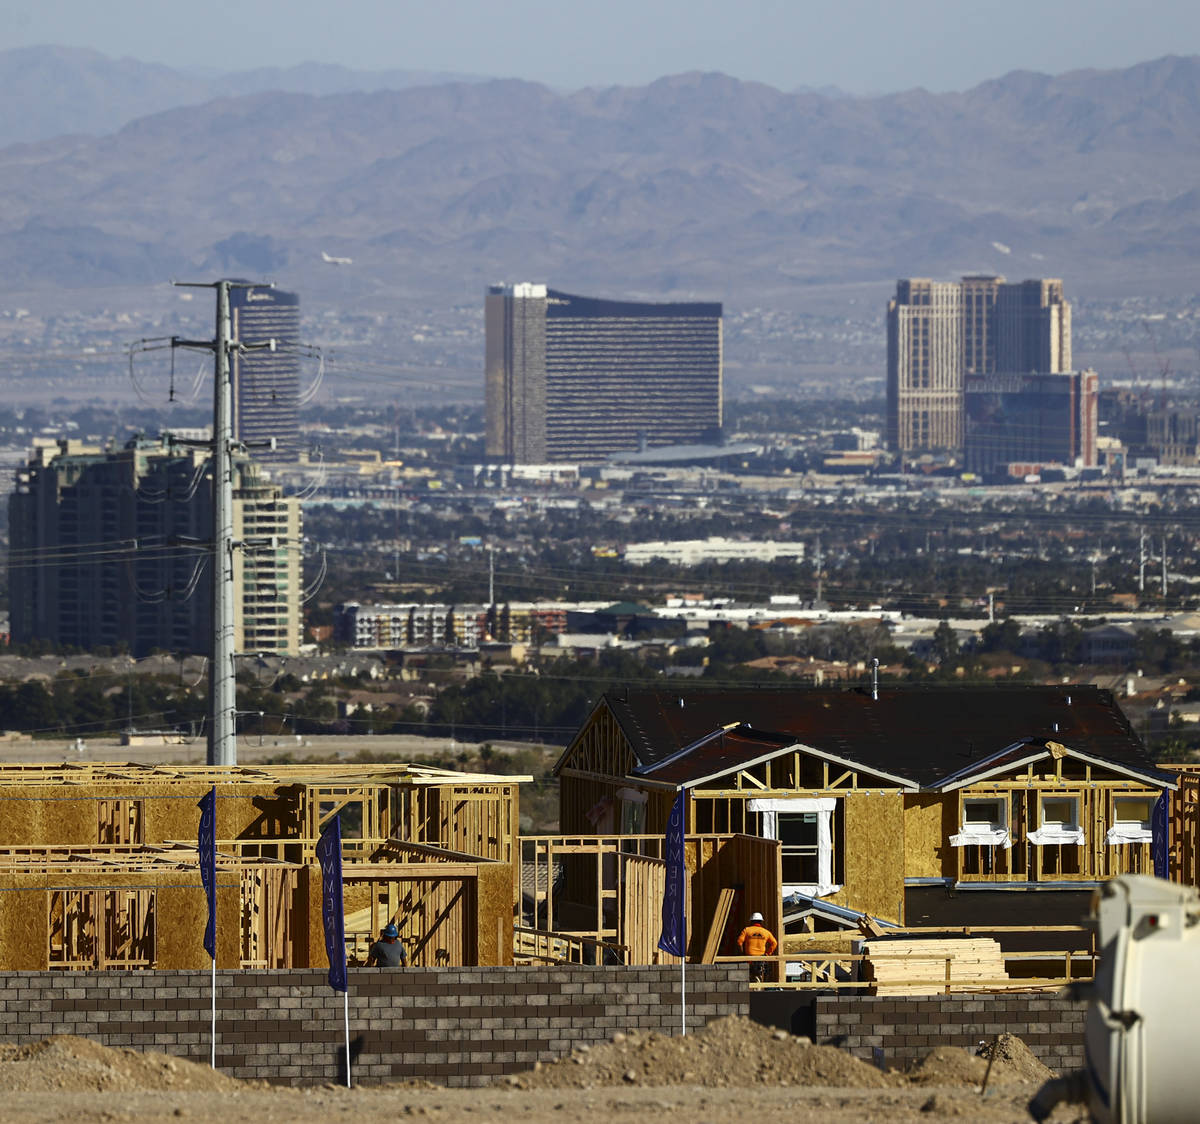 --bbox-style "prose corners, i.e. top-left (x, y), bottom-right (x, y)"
top-left (861, 937), bottom-right (1009, 995)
